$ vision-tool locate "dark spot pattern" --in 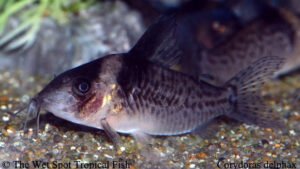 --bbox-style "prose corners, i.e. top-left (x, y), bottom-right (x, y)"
top-left (117, 60), bottom-right (231, 135)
